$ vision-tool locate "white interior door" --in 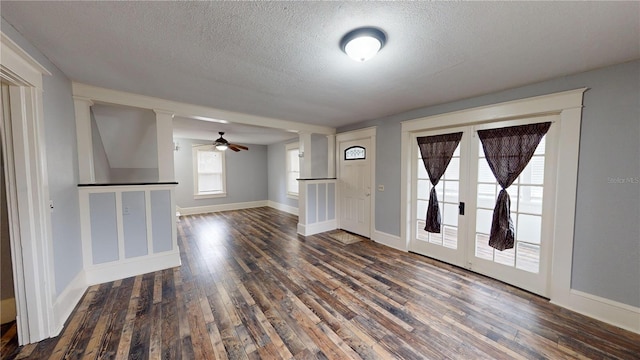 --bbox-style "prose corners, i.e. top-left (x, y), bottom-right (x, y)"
top-left (339, 138), bottom-right (371, 237)
top-left (410, 116), bottom-right (558, 297)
